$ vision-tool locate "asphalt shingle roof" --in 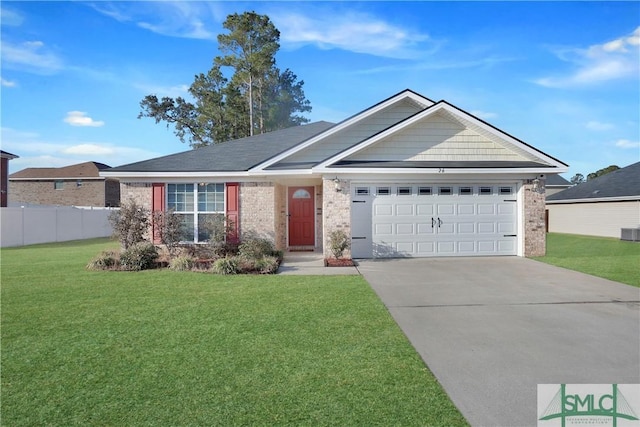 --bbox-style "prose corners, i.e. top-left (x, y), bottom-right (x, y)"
top-left (546, 162), bottom-right (640, 201)
top-left (9, 161), bottom-right (111, 179)
top-left (107, 121), bottom-right (335, 173)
